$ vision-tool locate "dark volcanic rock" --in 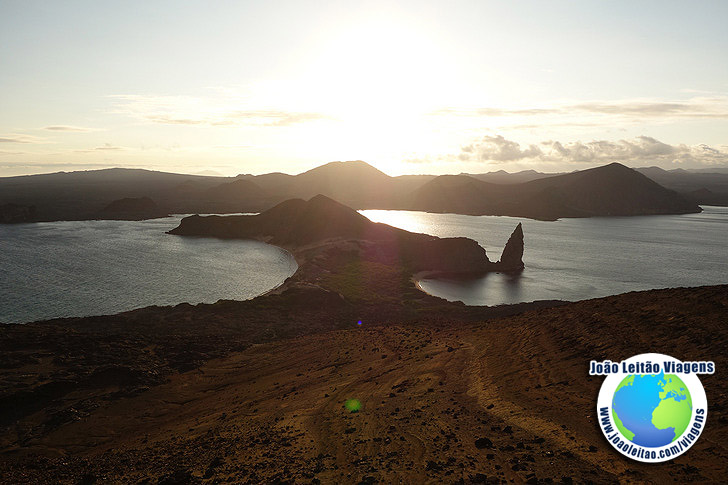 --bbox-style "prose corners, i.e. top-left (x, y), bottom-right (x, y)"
top-left (0, 203), bottom-right (36, 223)
top-left (170, 194), bottom-right (500, 275)
top-left (96, 196), bottom-right (168, 220)
top-left (103, 196), bottom-right (157, 212)
top-left (497, 223), bottom-right (524, 272)
top-left (406, 236), bottom-right (491, 274)
top-left (474, 437), bottom-right (493, 449)
top-left (205, 179), bottom-right (265, 203)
